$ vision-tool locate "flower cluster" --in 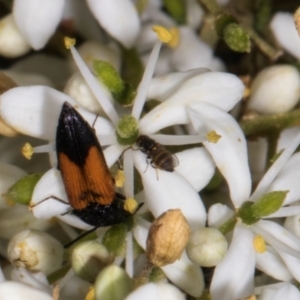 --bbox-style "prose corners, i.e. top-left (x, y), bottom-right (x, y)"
top-left (0, 1), bottom-right (300, 300)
